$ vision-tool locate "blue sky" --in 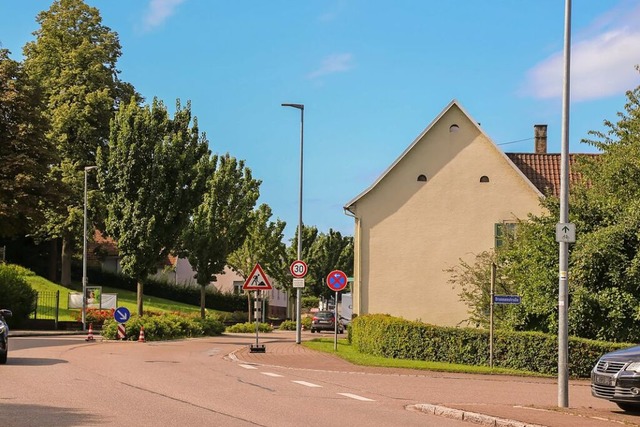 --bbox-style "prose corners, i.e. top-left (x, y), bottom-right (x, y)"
top-left (2, 1), bottom-right (640, 241)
